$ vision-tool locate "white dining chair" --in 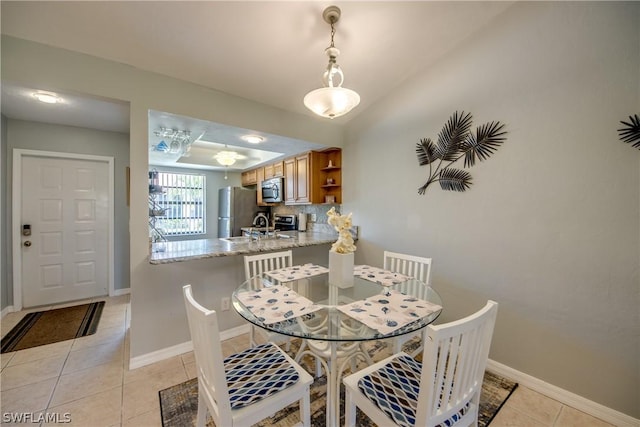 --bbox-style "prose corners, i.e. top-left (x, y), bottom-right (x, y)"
top-left (343, 300), bottom-right (498, 427)
top-left (182, 284), bottom-right (313, 427)
top-left (244, 250), bottom-right (294, 349)
top-left (383, 250), bottom-right (433, 357)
